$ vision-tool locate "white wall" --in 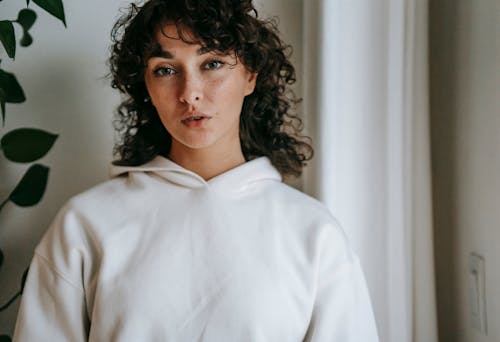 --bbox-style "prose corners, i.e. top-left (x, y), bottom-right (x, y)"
top-left (0, 0), bottom-right (303, 336)
top-left (430, 0), bottom-right (500, 341)
top-left (0, 0), bottom-right (124, 334)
